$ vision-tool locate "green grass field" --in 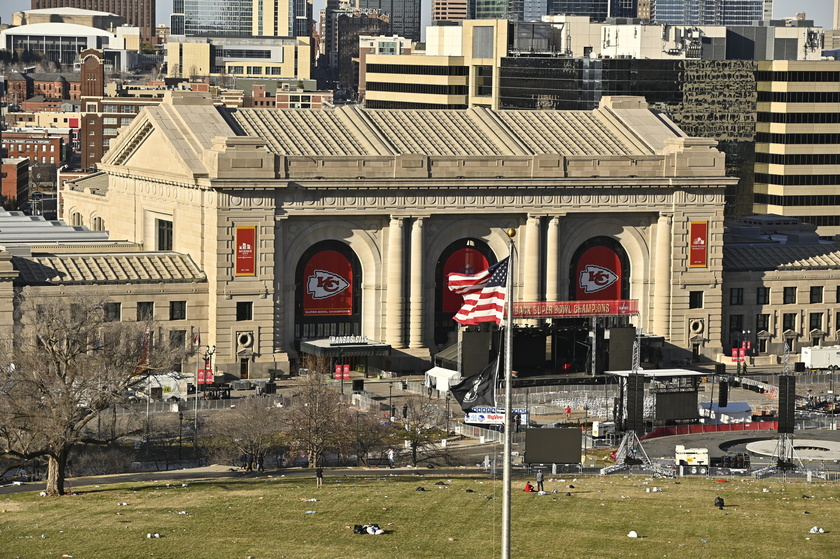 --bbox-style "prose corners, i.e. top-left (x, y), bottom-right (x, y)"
top-left (0, 471), bottom-right (837, 558)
